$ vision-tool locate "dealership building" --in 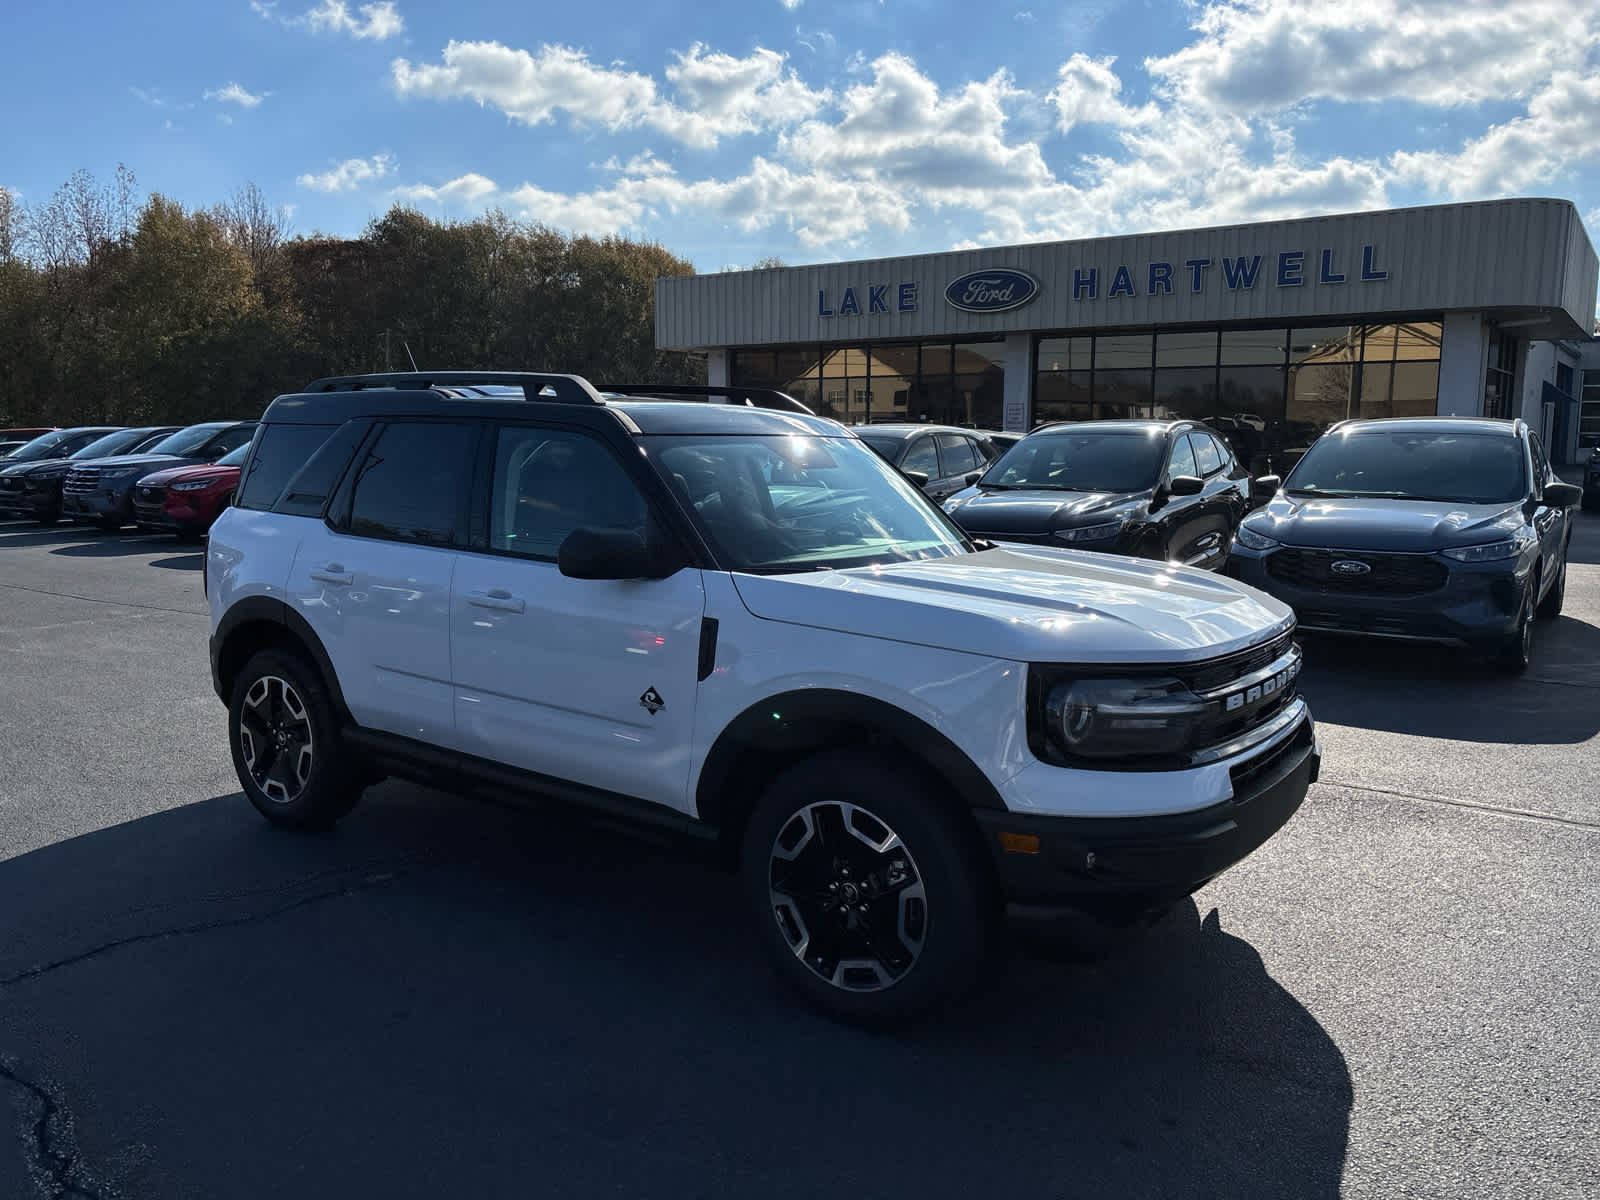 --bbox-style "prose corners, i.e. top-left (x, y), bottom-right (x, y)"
top-left (656, 198), bottom-right (1600, 471)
